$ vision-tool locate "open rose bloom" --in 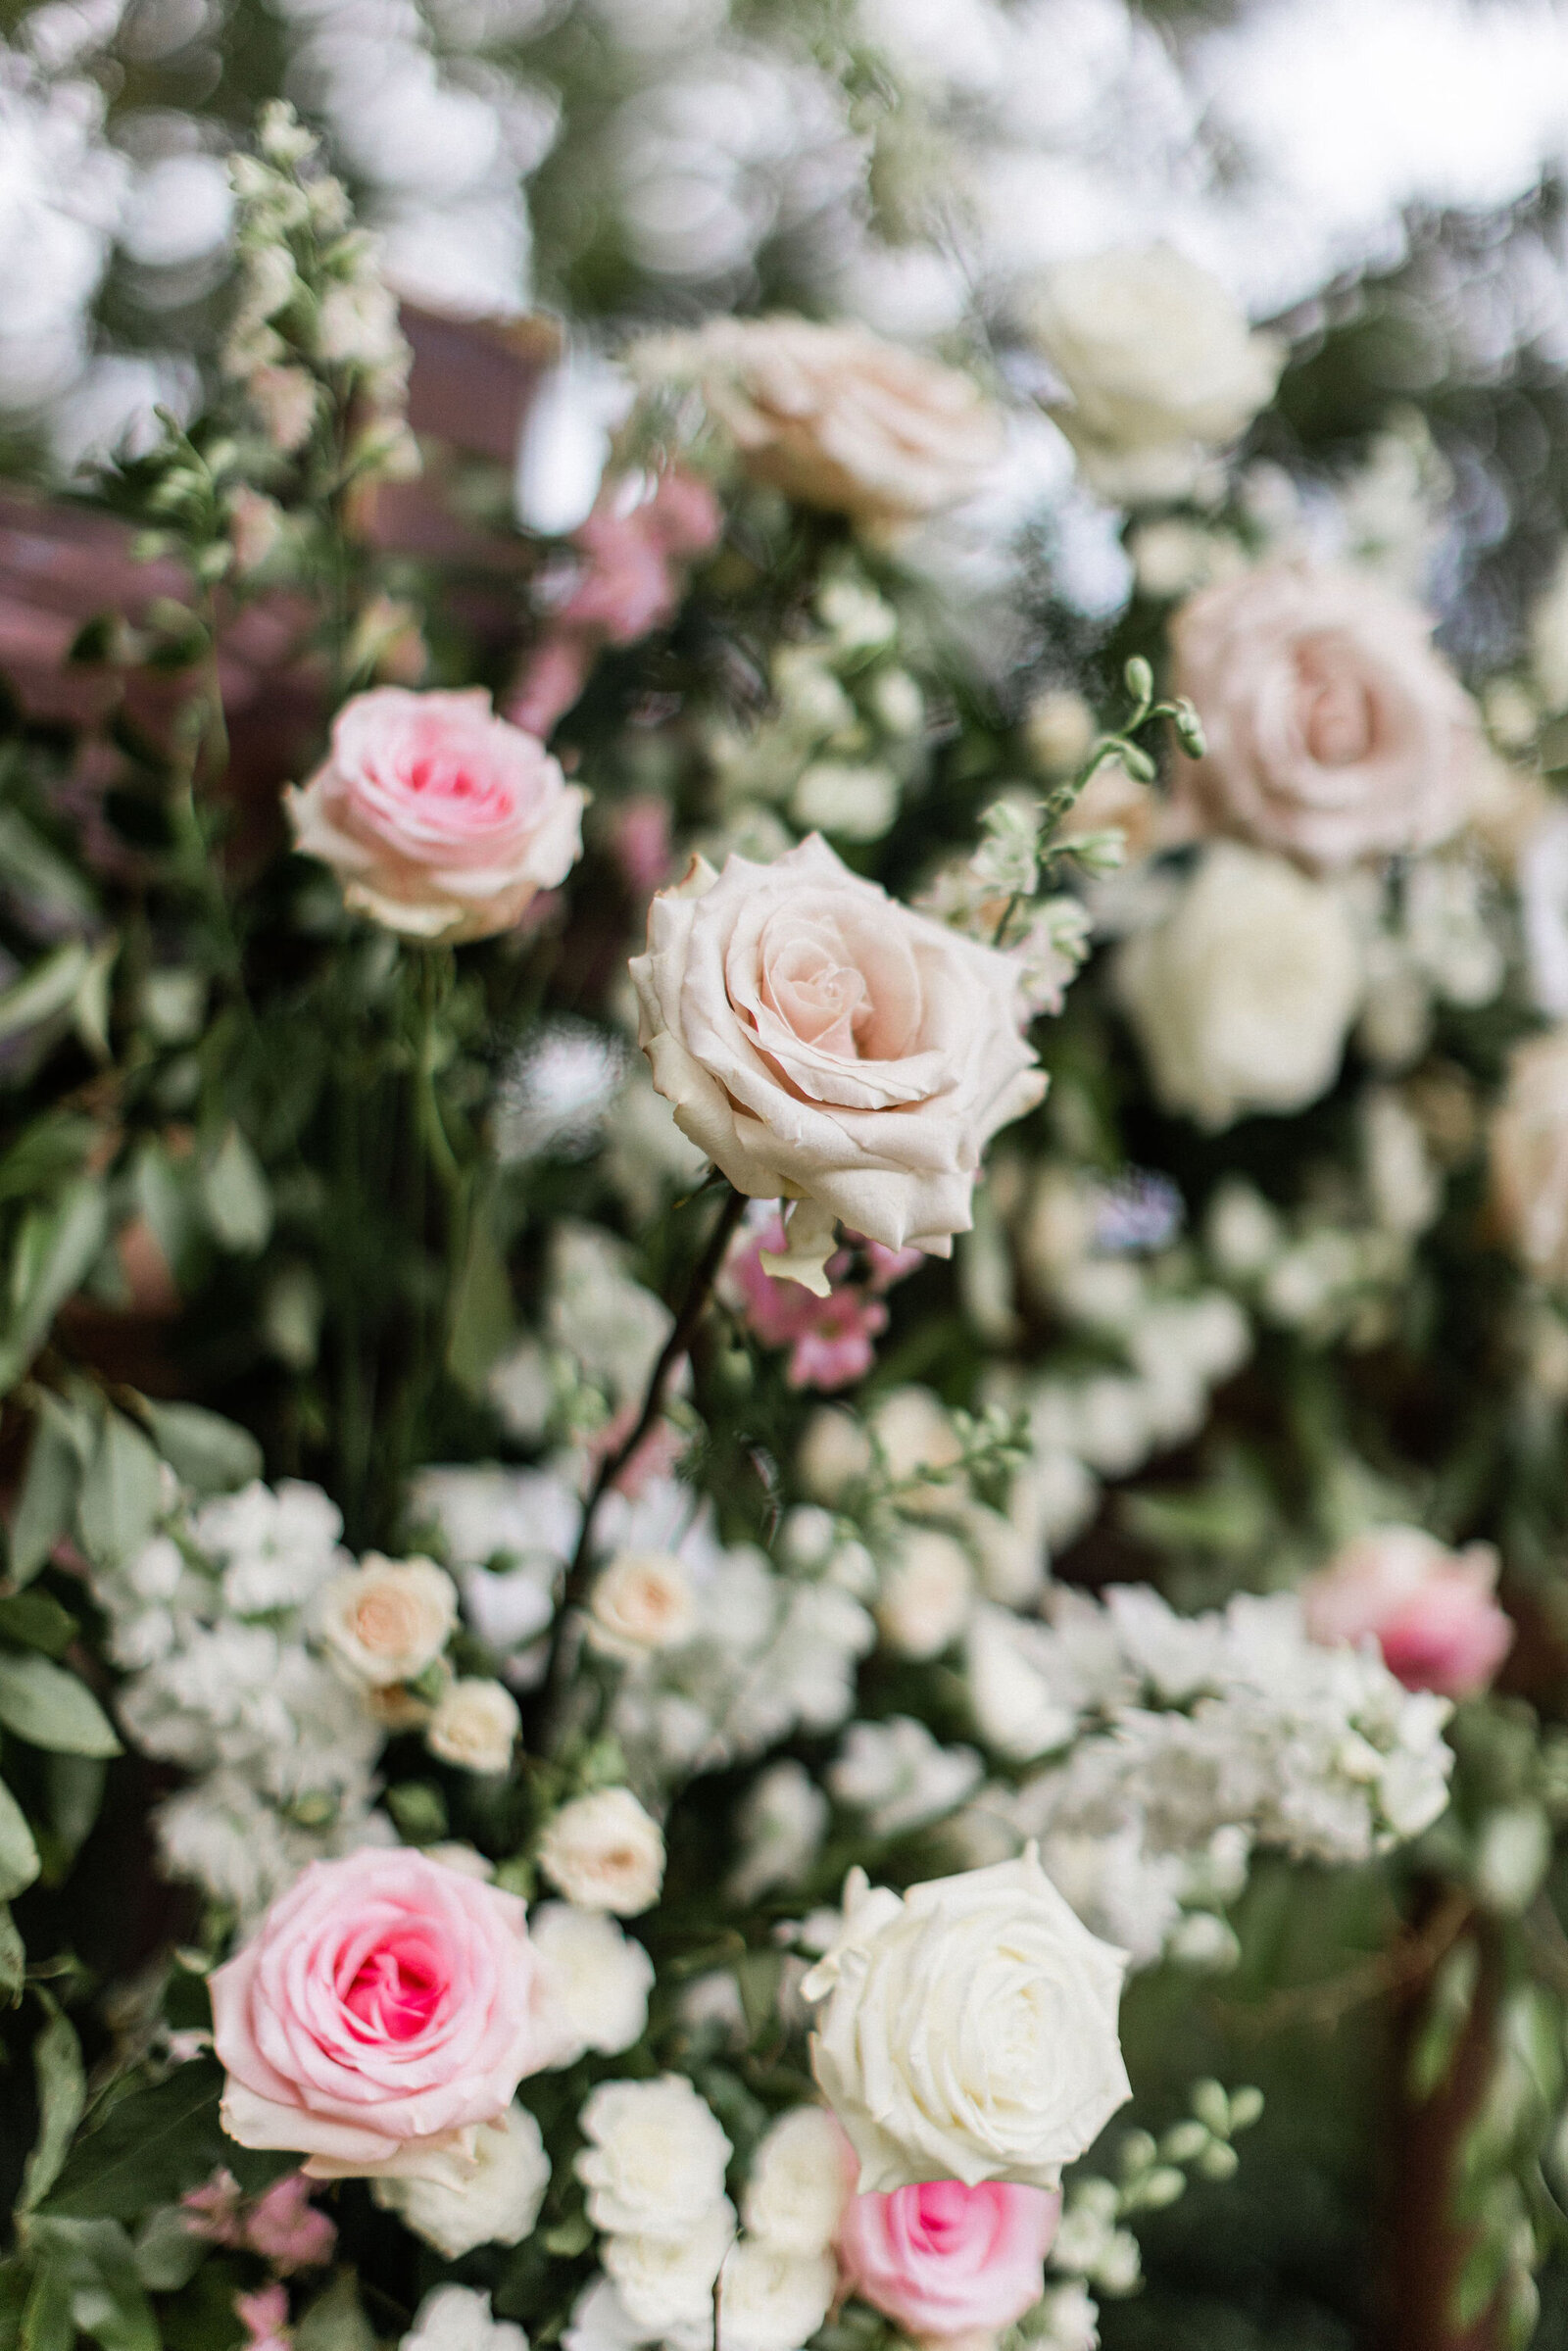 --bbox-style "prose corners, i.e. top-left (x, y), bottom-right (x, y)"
top-left (285, 687), bottom-right (587, 942)
top-left (631, 835), bottom-right (1045, 1283)
top-left (839, 2180), bottom-right (1062, 2351)
top-left (1171, 563), bottom-right (1489, 871)
top-left (634, 315), bottom-right (1003, 527)
top-left (1301, 1525), bottom-right (1513, 1700)
top-left (211, 1847), bottom-right (567, 2182)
